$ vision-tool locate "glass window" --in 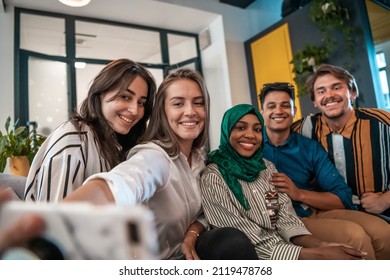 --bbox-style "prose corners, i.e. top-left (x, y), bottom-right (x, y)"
top-left (75, 63), bottom-right (103, 109)
top-left (20, 13), bottom-right (65, 56)
top-left (28, 57), bottom-right (68, 136)
top-left (16, 9), bottom-right (201, 129)
top-left (75, 21), bottom-right (162, 63)
top-left (376, 52), bottom-right (390, 108)
top-left (148, 68), bottom-right (164, 88)
top-left (379, 70), bottom-right (389, 95)
top-left (376, 52), bottom-right (386, 68)
top-left (76, 64), bottom-right (165, 110)
top-left (168, 62), bottom-right (197, 75)
top-left (168, 34), bottom-right (197, 64)
top-left (379, 69), bottom-right (390, 109)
